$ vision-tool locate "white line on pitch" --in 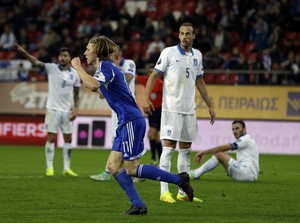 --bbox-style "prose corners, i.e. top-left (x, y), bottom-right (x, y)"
top-left (0, 176), bottom-right (44, 179)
